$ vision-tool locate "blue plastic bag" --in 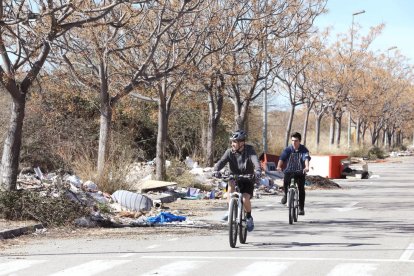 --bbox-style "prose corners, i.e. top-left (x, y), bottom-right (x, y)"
top-left (147, 212), bottom-right (186, 224)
